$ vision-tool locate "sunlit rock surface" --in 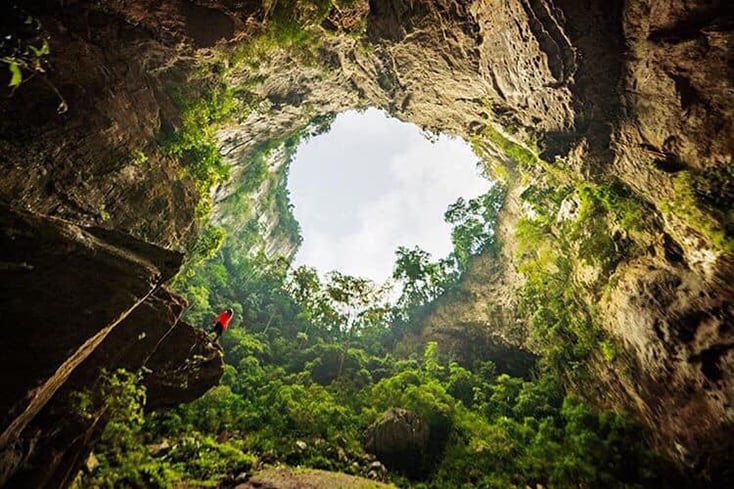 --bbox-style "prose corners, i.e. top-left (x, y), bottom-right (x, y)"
top-left (233, 467), bottom-right (396, 489)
